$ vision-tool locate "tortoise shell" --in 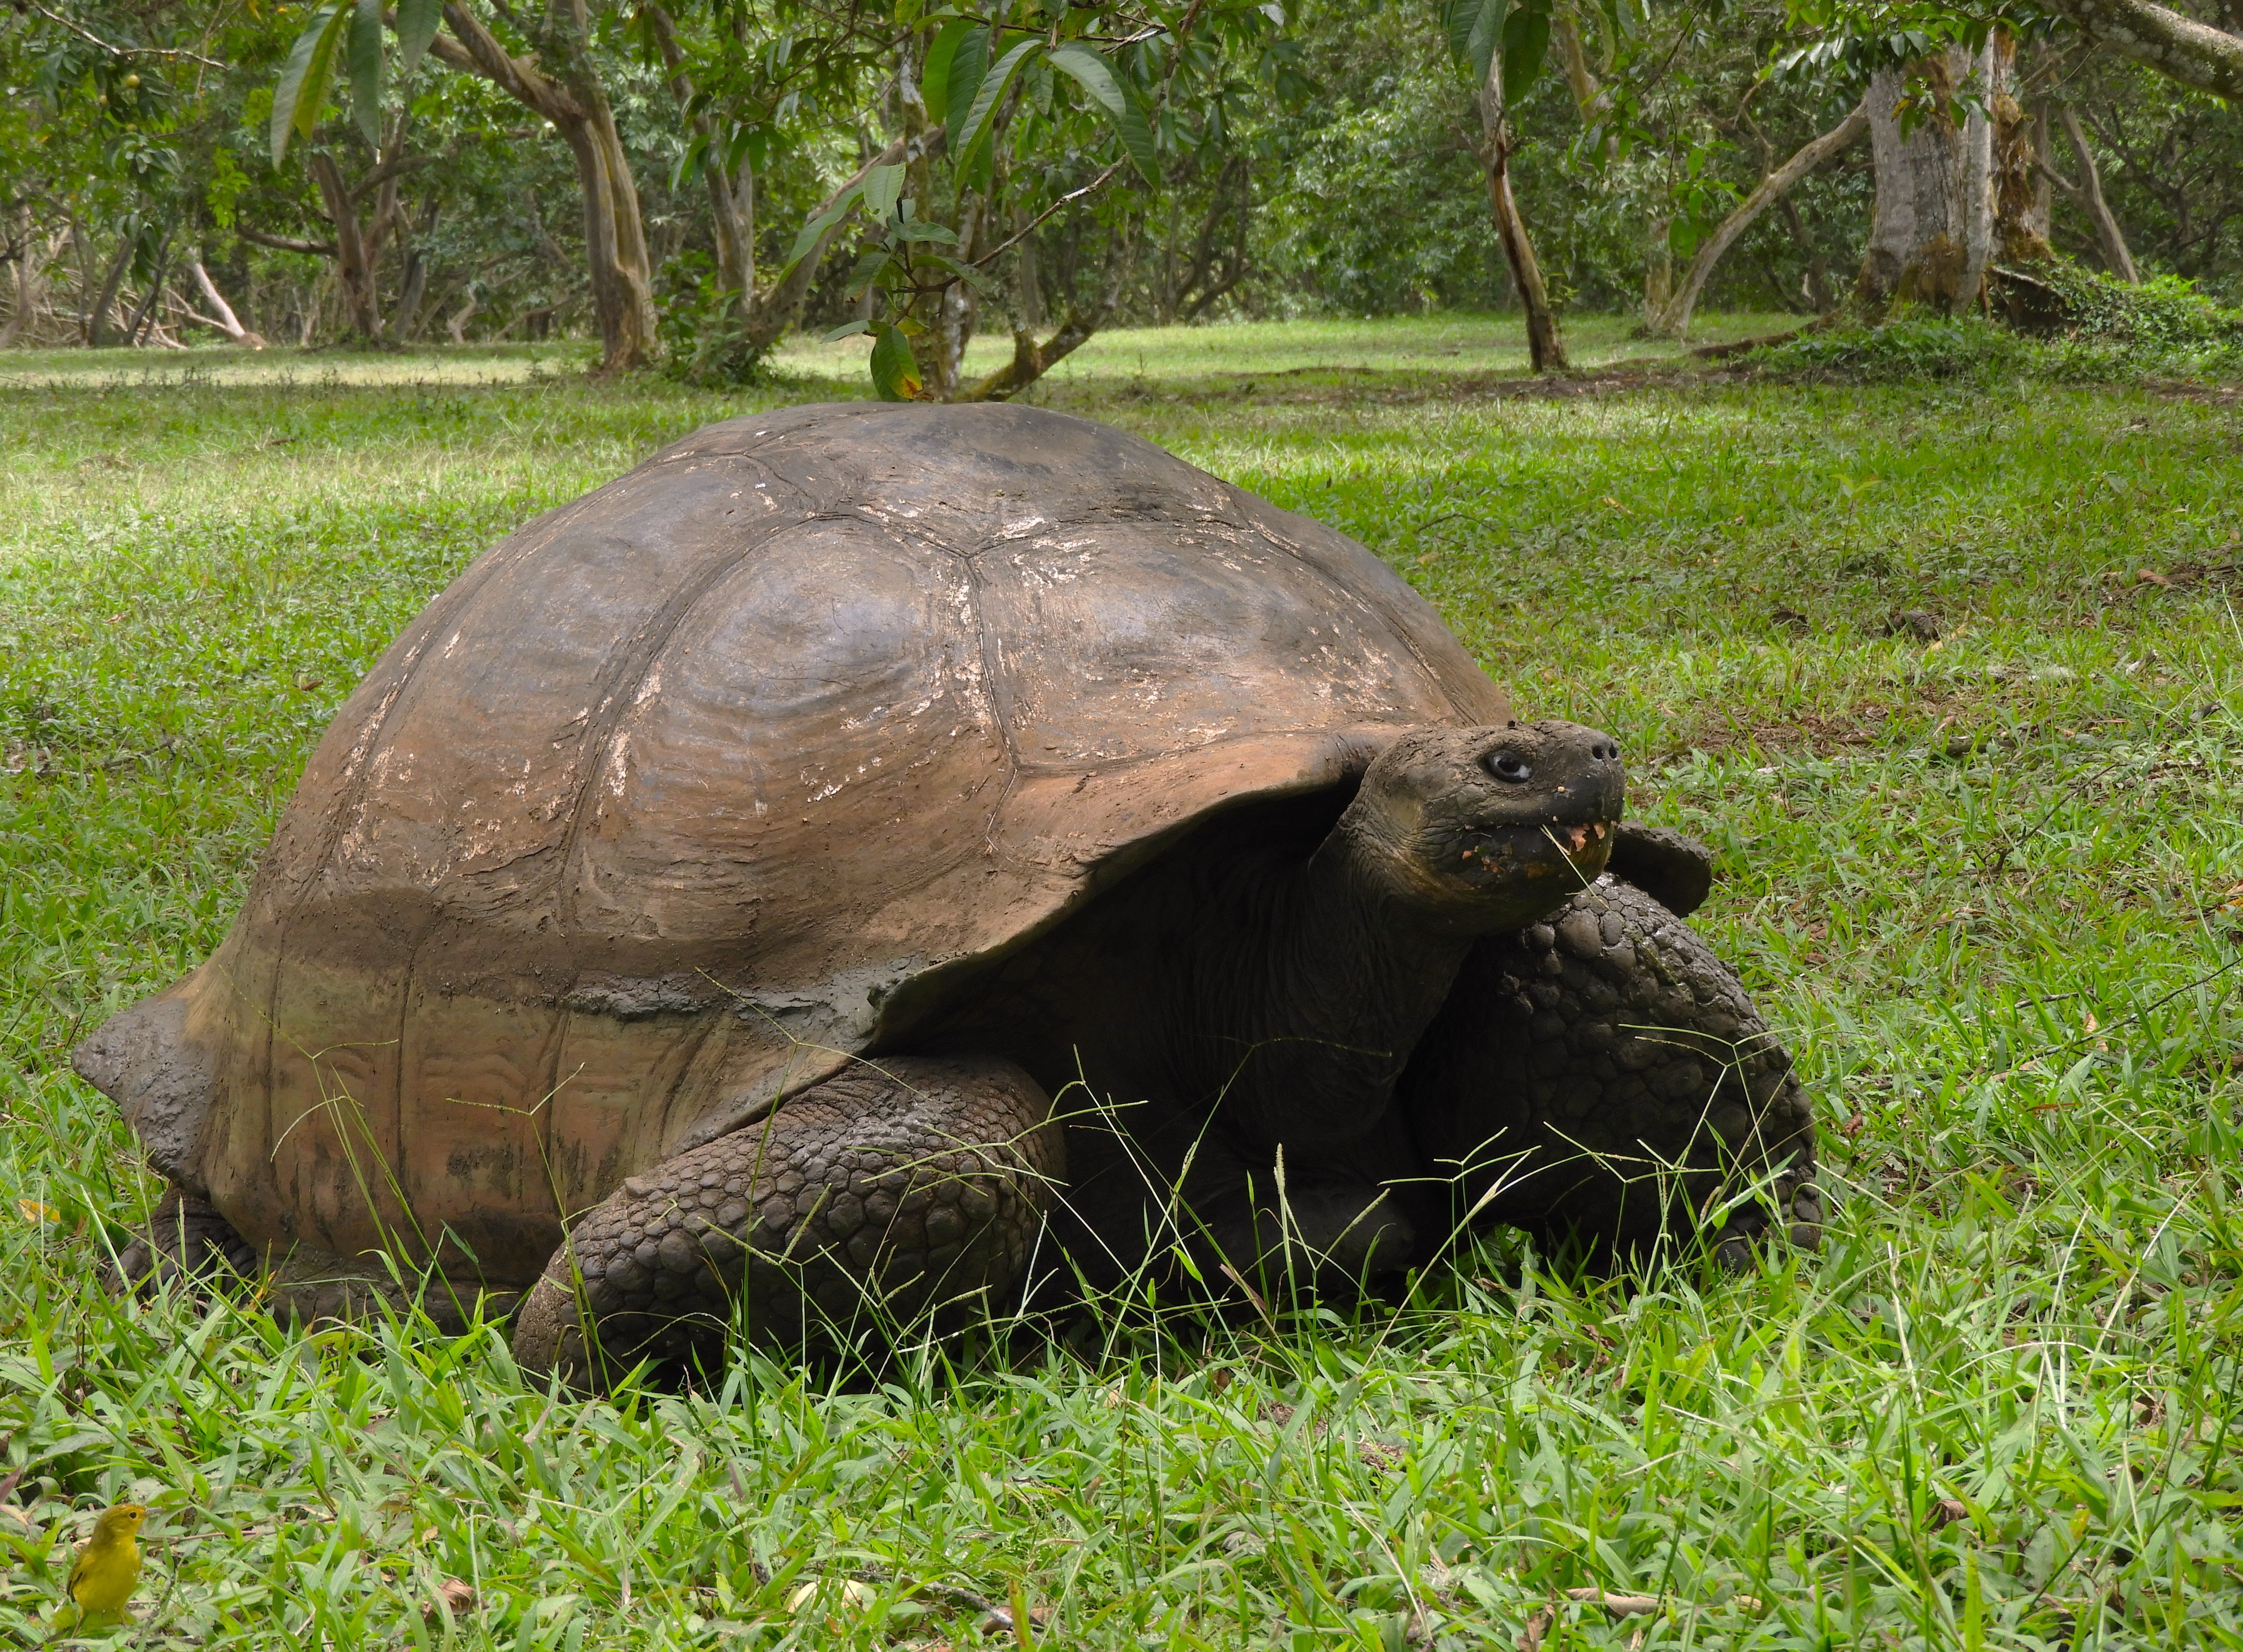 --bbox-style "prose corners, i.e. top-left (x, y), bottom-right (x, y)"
top-left (76, 402), bottom-right (1510, 1283)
